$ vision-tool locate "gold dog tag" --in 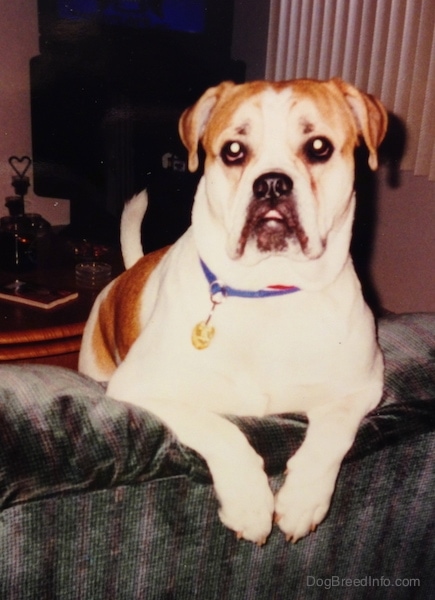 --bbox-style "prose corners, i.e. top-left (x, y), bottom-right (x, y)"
top-left (192, 321), bottom-right (215, 350)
